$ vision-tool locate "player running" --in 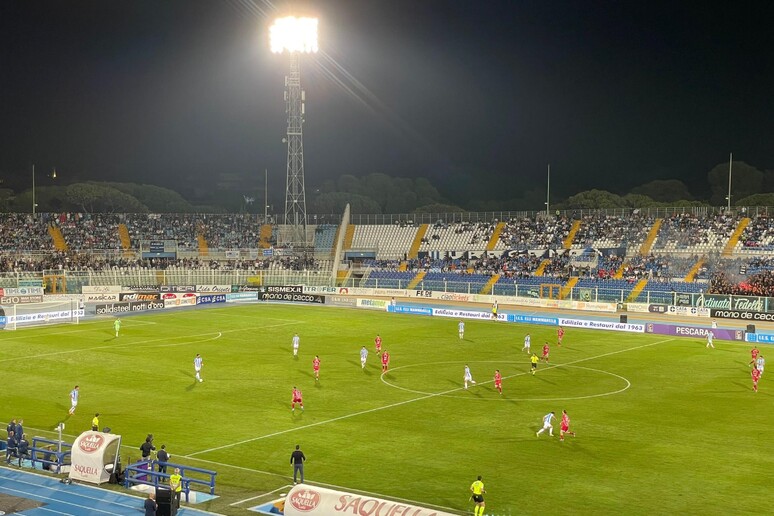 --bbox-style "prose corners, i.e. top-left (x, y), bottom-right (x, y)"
top-left (706, 331), bottom-right (715, 349)
top-left (536, 411), bottom-right (556, 437)
top-left (494, 369), bottom-right (502, 395)
top-left (531, 353), bottom-right (539, 375)
top-left (360, 346), bottom-right (368, 369)
top-left (291, 387), bottom-right (304, 411)
top-left (542, 342), bottom-right (550, 362)
top-left (523, 333), bottom-right (531, 353)
top-left (458, 320), bottom-right (465, 339)
top-left (755, 355), bottom-right (765, 376)
top-left (374, 334), bottom-right (382, 355)
top-left (470, 475), bottom-right (486, 516)
top-left (313, 355), bottom-right (321, 381)
top-left (557, 326), bottom-right (564, 346)
top-left (464, 365), bottom-right (476, 390)
top-left (381, 350), bottom-right (390, 373)
top-left (560, 410), bottom-right (576, 441)
top-left (68, 385), bottom-right (79, 415)
top-left (292, 334), bottom-right (300, 357)
top-left (114, 318), bottom-right (121, 337)
top-left (750, 346), bottom-right (760, 367)
top-left (752, 367), bottom-right (761, 393)
top-left (194, 353), bottom-right (204, 382)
